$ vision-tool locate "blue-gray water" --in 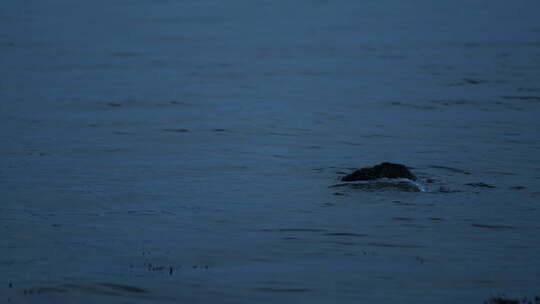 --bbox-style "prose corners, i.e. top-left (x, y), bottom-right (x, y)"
top-left (1, 1), bottom-right (540, 303)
